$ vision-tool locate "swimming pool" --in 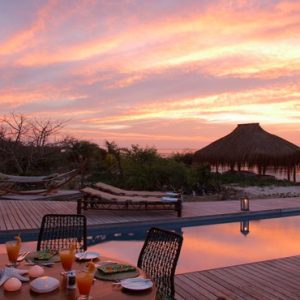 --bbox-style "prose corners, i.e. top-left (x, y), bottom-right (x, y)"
top-left (1, 215), bottom-right (300, 274)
